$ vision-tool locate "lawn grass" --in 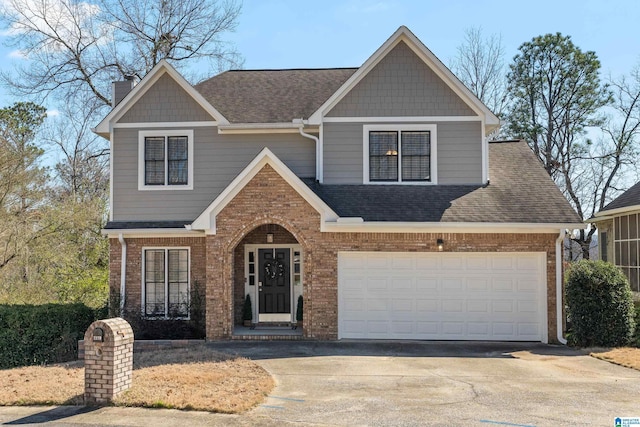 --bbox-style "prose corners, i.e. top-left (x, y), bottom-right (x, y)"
top-left (0, 345), bottom-right (274, 413)
top-left (590, 347), bottom-right (640, 371)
